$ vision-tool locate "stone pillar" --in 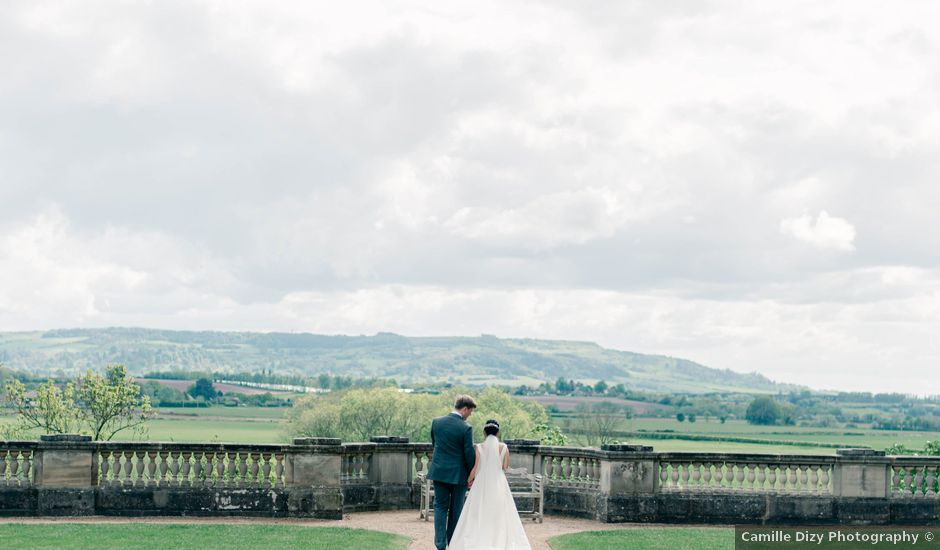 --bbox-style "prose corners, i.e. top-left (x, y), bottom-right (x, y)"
top-left (832, 448), bottom-right (890, 498)
top-left (504, 439), bottom-right (540, 474)
top-left (597, 444), bottom-right (657, 523)
top-left (34, 434), bottom-right (96, 516)
top-left (288, 437), bottom-right (344, 519)
top-left (368, 436), bottom-right (416, 510)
